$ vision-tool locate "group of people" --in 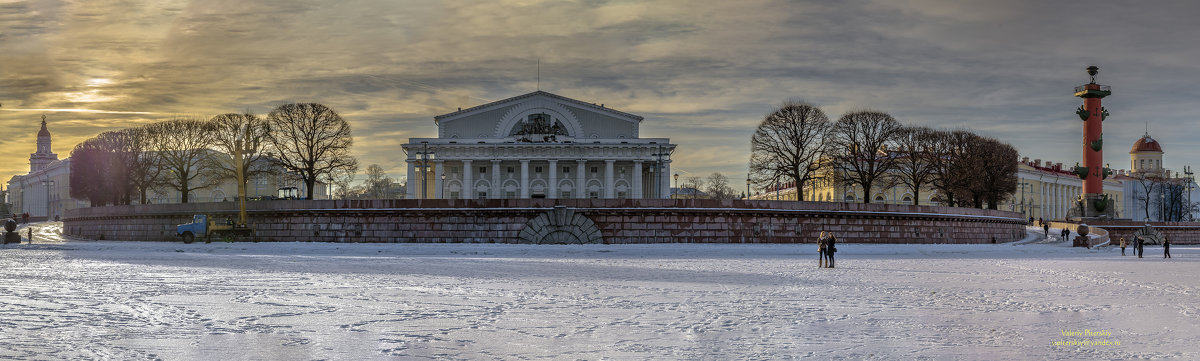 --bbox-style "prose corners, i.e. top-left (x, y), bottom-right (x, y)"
top-left (1119, 236), bottom-right (1171, 259)
top-left (817, 231), bottom-right (837, 268)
